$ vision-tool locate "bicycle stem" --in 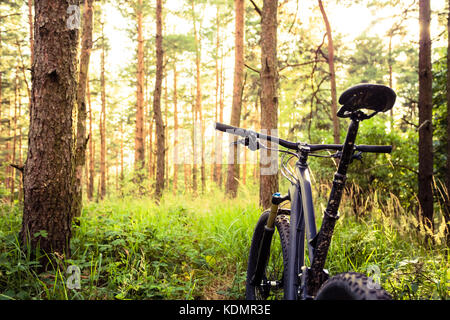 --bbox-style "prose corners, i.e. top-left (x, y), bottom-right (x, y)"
top-left (306, 113), bottom-right (362, 297)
